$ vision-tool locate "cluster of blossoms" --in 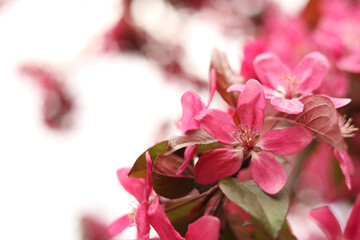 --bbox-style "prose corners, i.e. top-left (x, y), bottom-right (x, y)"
top-left (103, 0), bottom-right (360, 239)
top-left (16, 0), bottom-right (359, 239)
